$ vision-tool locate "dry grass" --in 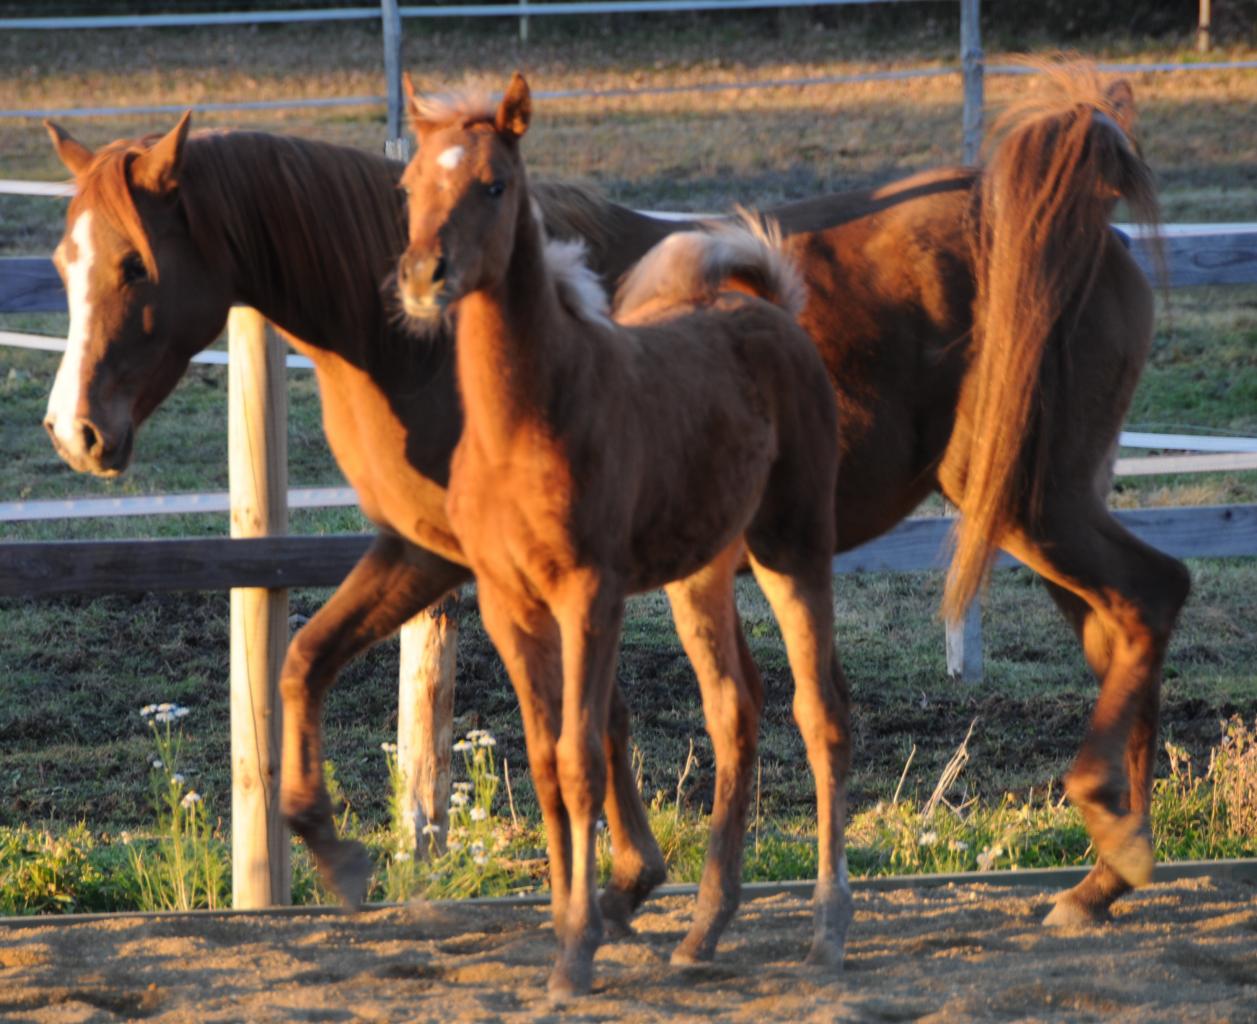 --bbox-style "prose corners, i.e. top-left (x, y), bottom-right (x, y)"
top-left (1, 19), bottom-right (1255, 220)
